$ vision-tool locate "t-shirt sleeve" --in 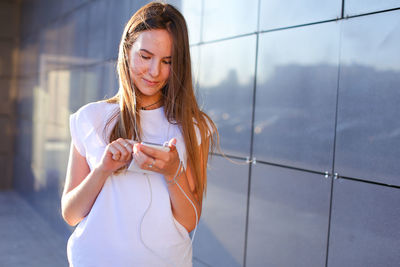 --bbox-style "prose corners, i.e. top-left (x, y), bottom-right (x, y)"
top-left (69, 110), bottom-right (86, 157)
